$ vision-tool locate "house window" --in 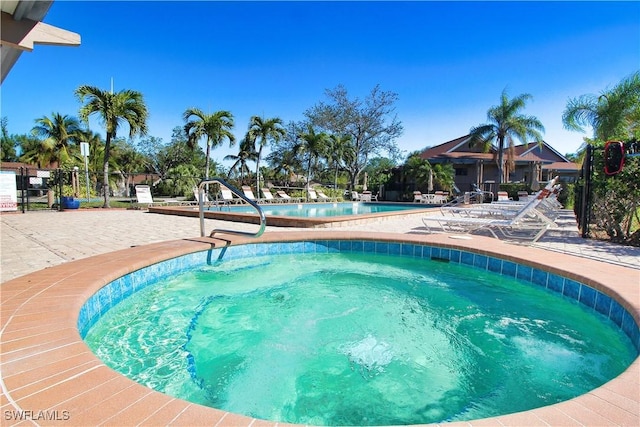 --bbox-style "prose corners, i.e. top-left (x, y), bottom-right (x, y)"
top-left (455, 168), bottom-right (468, 176)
